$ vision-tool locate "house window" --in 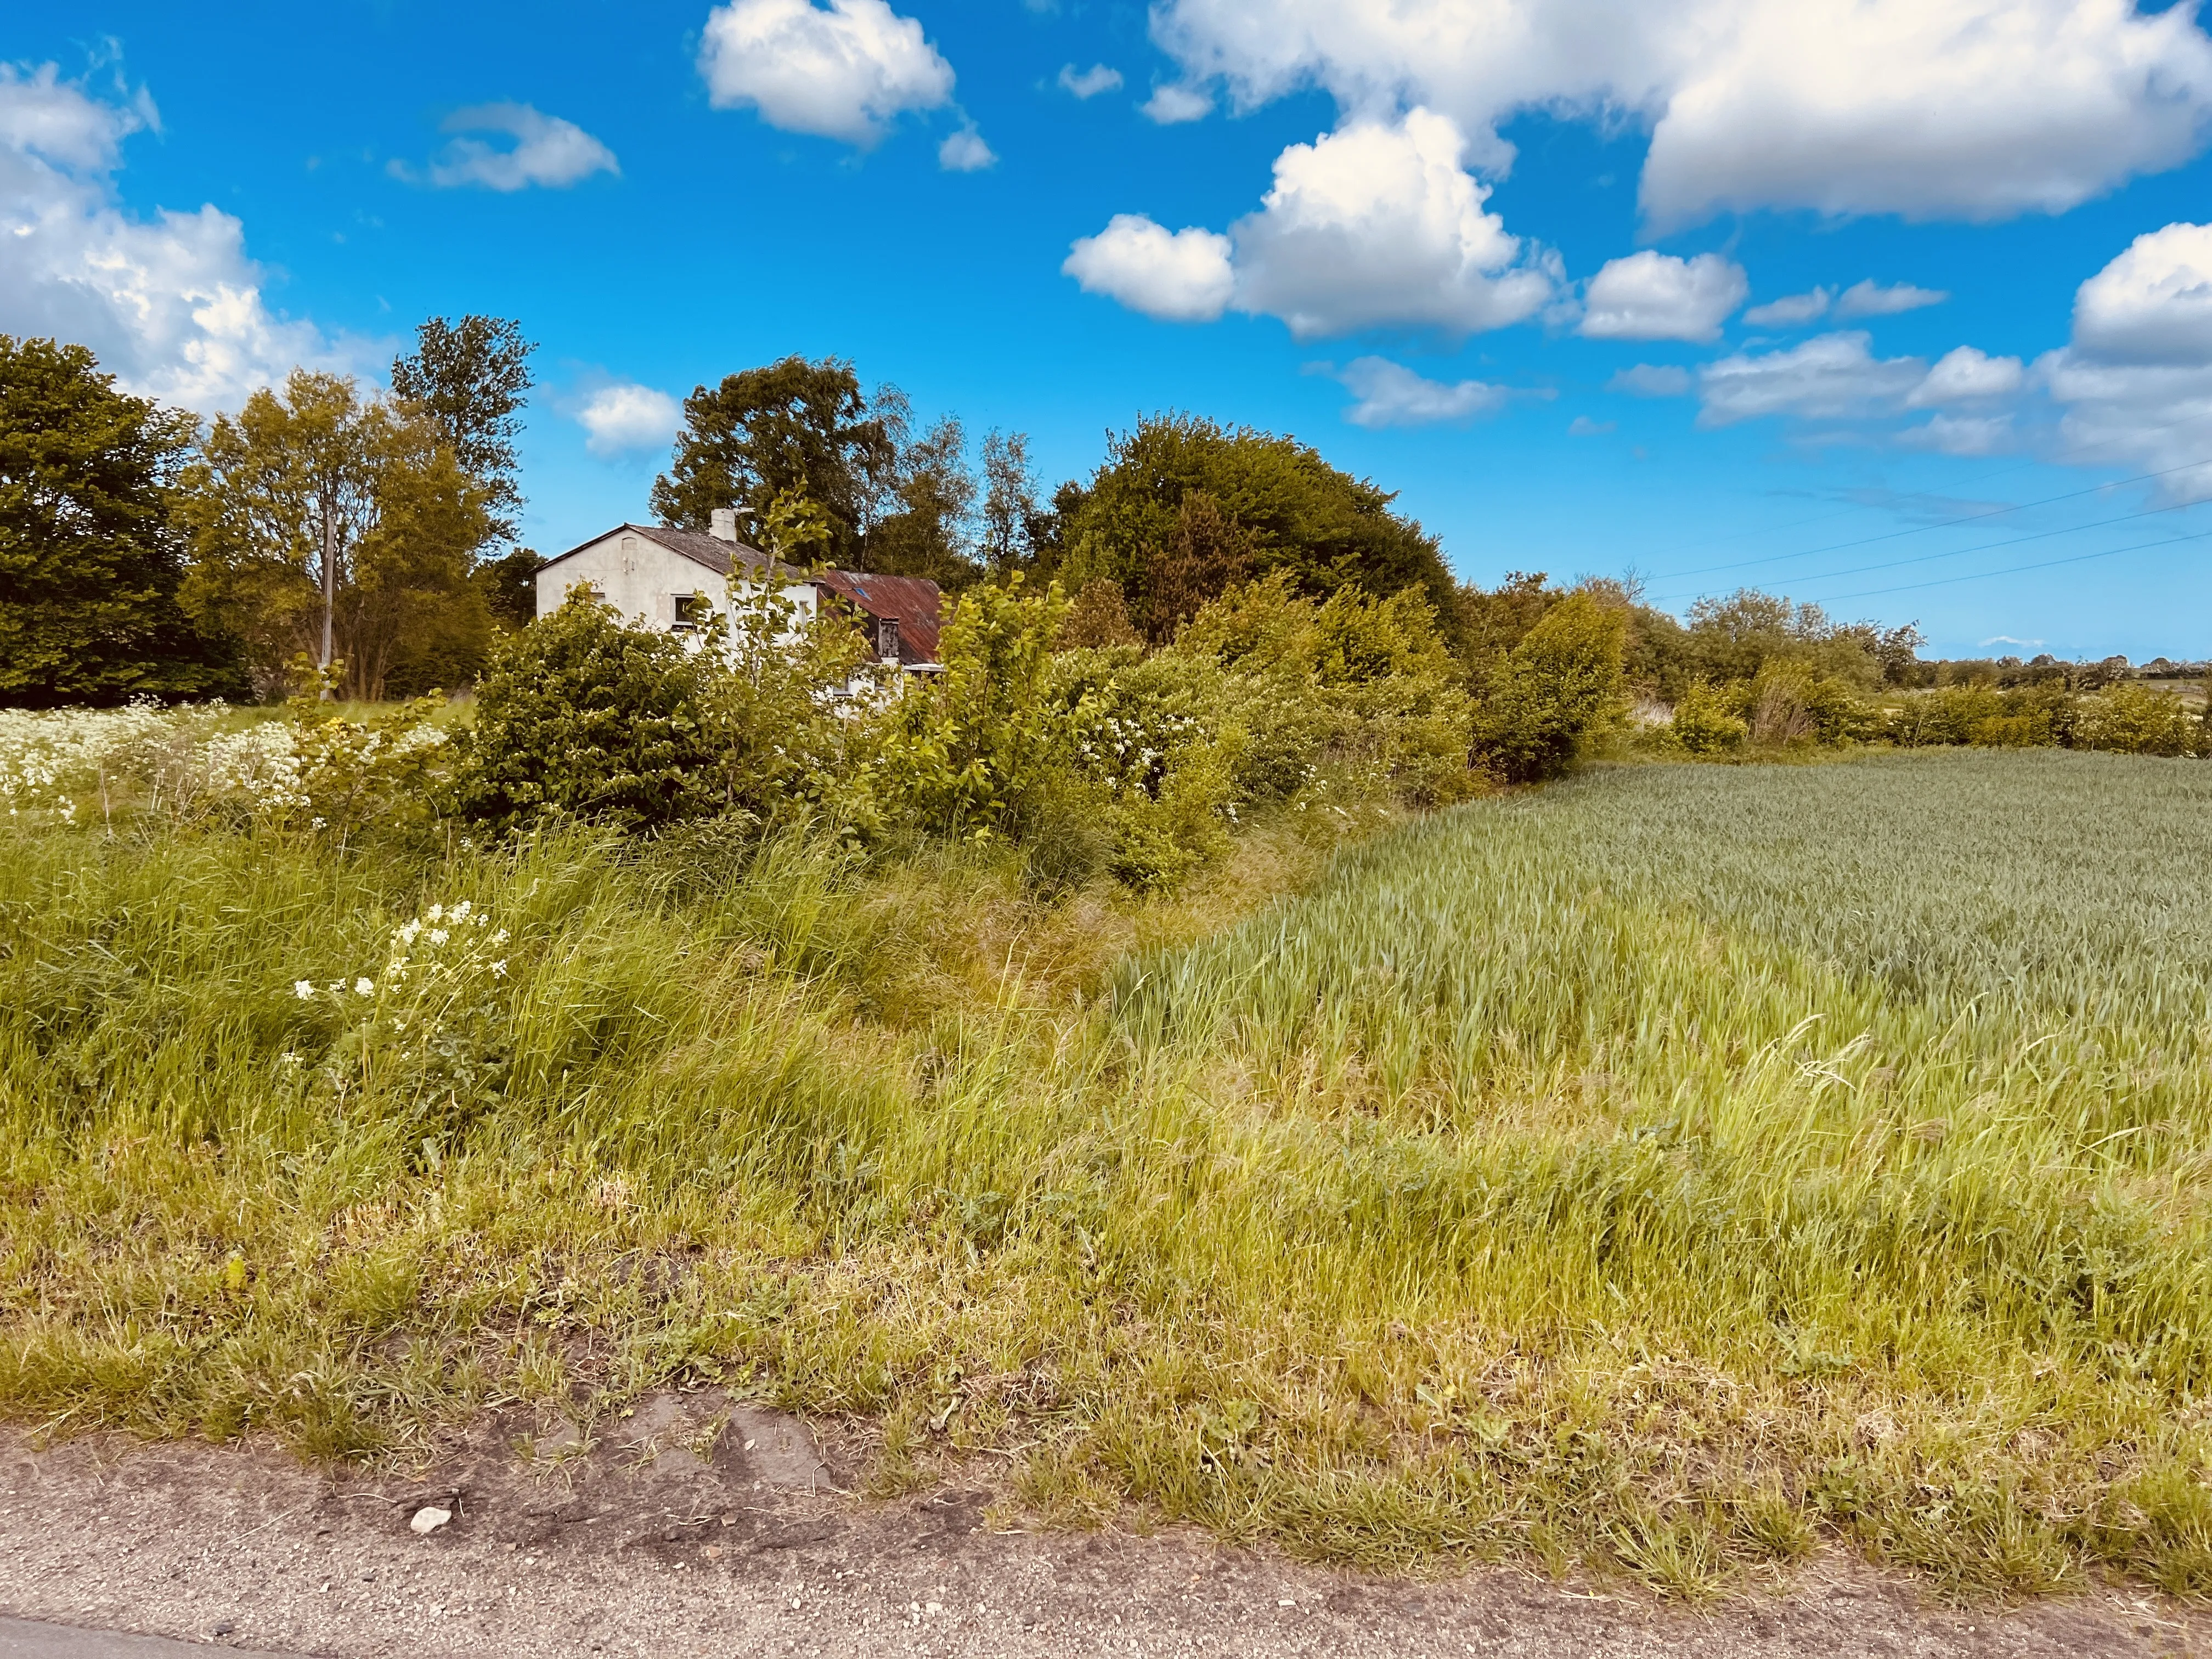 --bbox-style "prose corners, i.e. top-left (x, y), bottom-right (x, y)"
top-left (874, 616), bottom-right (900, 660)
top-left (673, 592), bottom-right (712, 631)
